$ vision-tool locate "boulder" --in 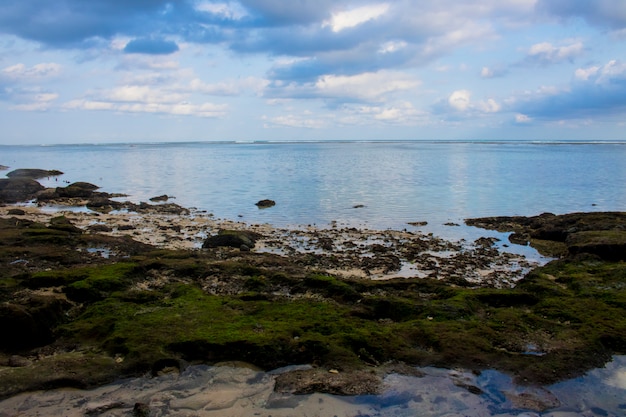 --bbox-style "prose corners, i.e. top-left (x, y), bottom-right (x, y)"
top-left (255, 199), bottom-right (276, 208)
top-left (202, 230), bottom-right (262, 249)
top-left (0, 178), bottom-right (45, 203)
top-left (6, 169), bottom-right (63, 179)
top-left (56, 182), bottom-right (100, 198)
